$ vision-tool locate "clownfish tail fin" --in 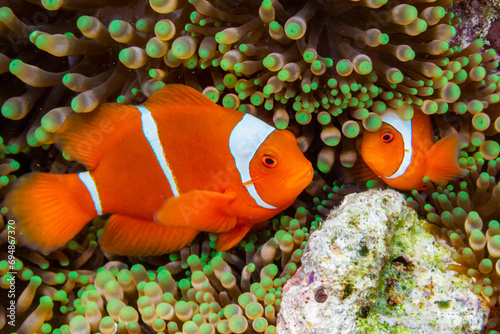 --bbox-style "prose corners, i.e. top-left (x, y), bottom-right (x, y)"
top-left (425, 136), bottom-right (464, 184)
top-left (3, 173), bottom-right (97, 254)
